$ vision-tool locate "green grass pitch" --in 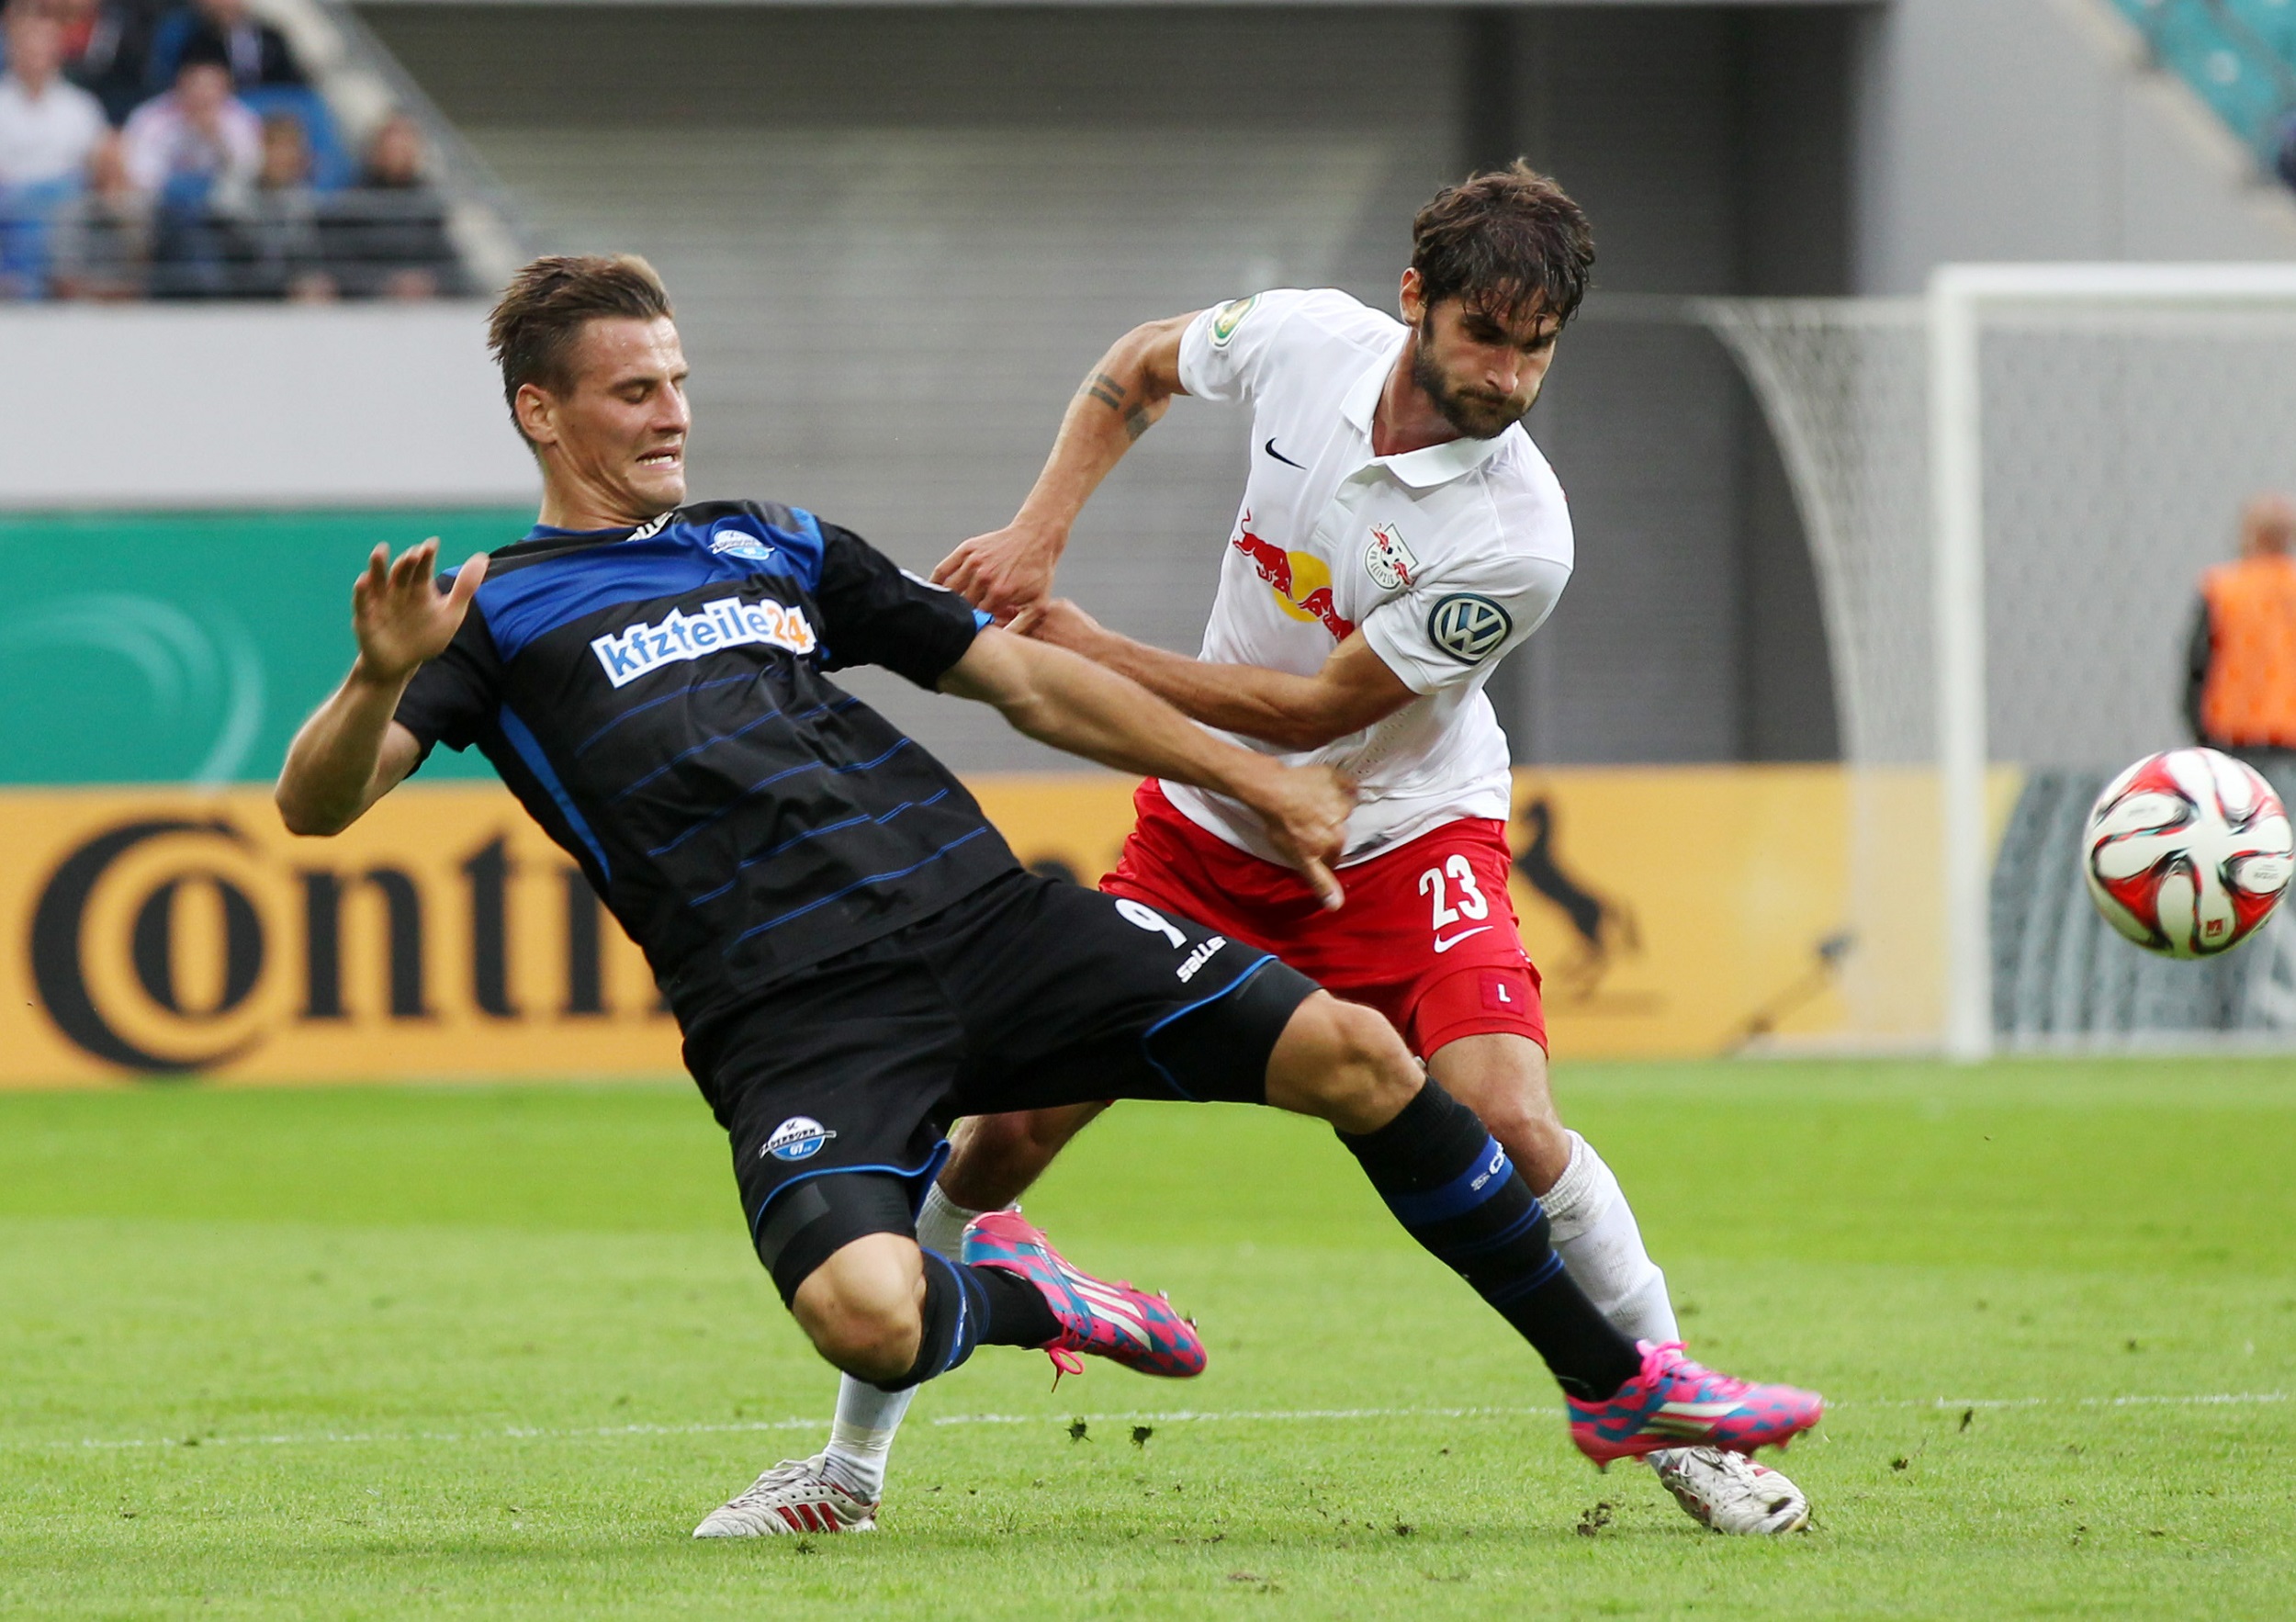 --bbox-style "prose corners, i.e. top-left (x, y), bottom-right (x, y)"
top-left (4, 1059), bottom-right (2294, 1618)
